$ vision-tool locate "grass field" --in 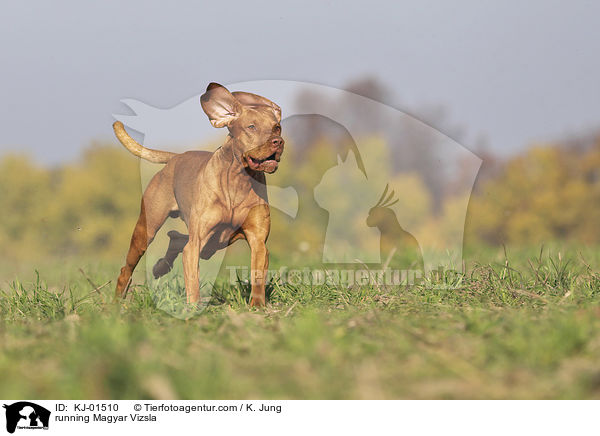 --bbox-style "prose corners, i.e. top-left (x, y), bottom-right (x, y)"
top-left (1, 245), bottom-right (600, 399)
